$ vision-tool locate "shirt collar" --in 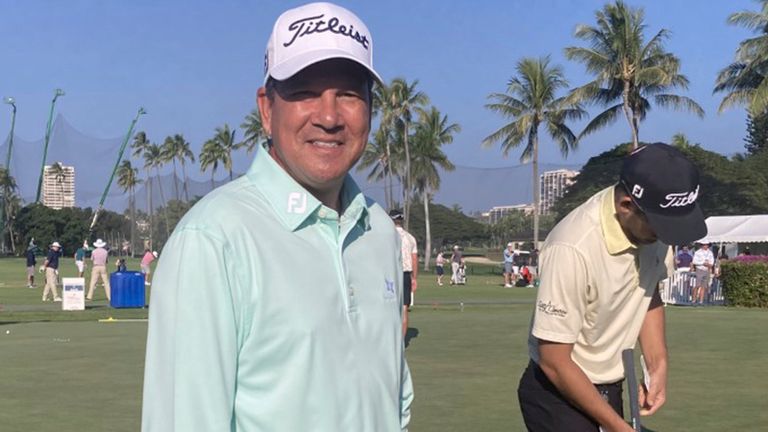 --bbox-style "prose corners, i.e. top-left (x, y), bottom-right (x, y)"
top-left (246, 143), bottom-right (370, 231)
top-left (600, 185), bottom-right (636, 254)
